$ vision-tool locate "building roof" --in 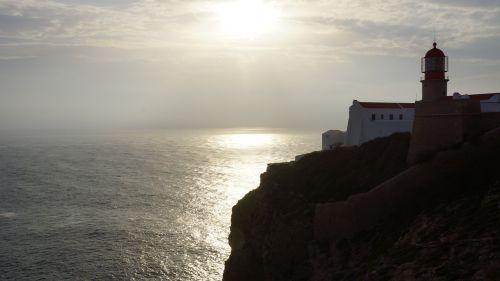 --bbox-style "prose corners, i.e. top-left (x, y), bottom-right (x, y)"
top-left (358, 102), bottom-right (415, 109)
top-left (355, 94), bottom-right (499, 109)
top-left (425, 42), bottom-right (445, 58)
top-left (444, 93), bottom-right (500, 101)
top-left (465, 93), bottom-right (499, 100)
